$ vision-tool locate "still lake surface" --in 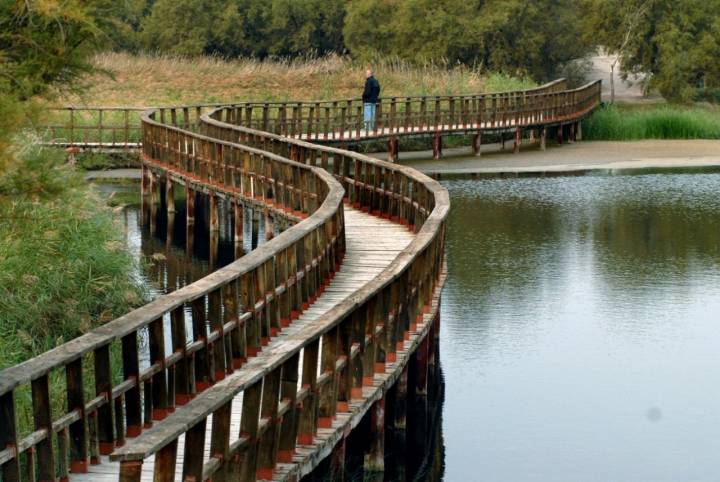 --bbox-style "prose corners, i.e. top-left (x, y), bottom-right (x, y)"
top-left (440, 173), bottom-right (720, 482)
top-left (109, 171), bottom-right (720, 481)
